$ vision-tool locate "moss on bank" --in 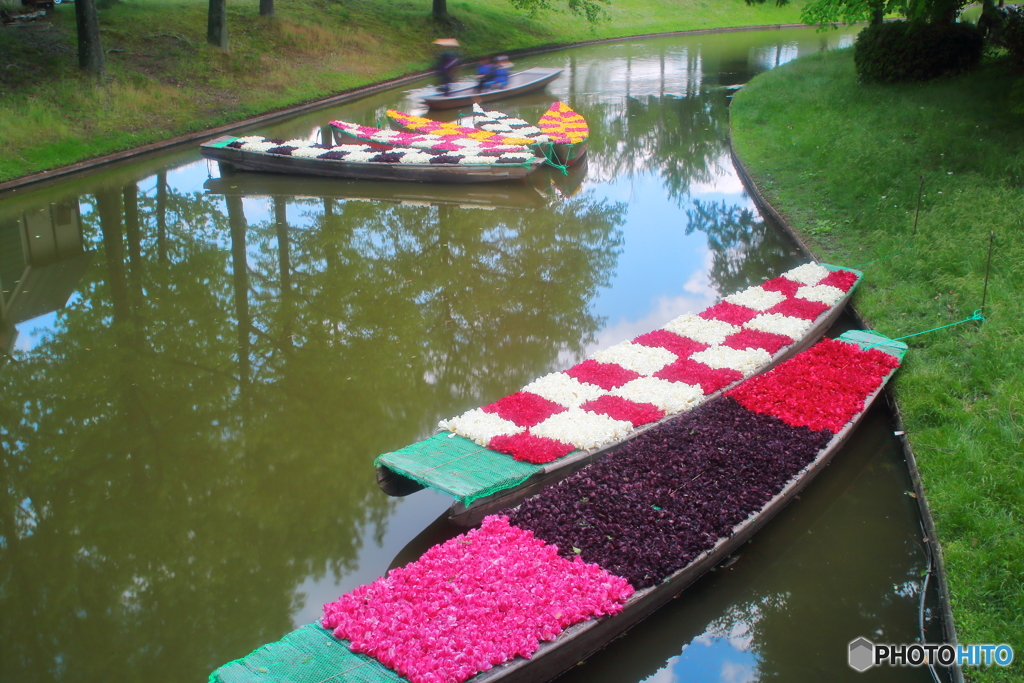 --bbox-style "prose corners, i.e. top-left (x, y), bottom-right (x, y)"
top-left (0, 0), bottom-right (805, 183)
top-left (732, 48), bottom-right (1023, 682)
